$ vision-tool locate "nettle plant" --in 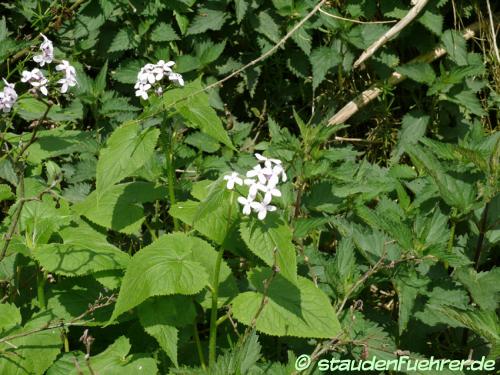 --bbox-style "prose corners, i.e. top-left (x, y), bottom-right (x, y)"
top-left (0, 2), bottom-right (499, 375)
